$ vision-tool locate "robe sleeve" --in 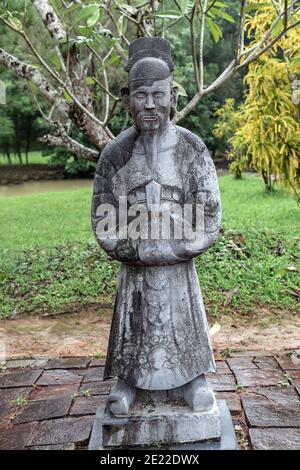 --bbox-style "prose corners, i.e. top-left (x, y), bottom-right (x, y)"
top-left (137, 139), bottom-right (221, 265)
top-left (91, 145), bottom-right (140, 263)
top-left (92, 134), bottom-right (221, 266)
top-left (169, 136), bottom-right (221, 260)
